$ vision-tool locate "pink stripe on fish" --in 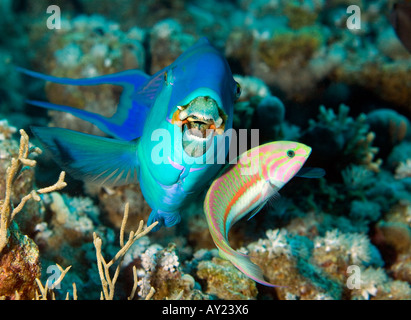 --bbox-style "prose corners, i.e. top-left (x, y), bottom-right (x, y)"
top-left (203, 141), bottom-right (312, 287)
